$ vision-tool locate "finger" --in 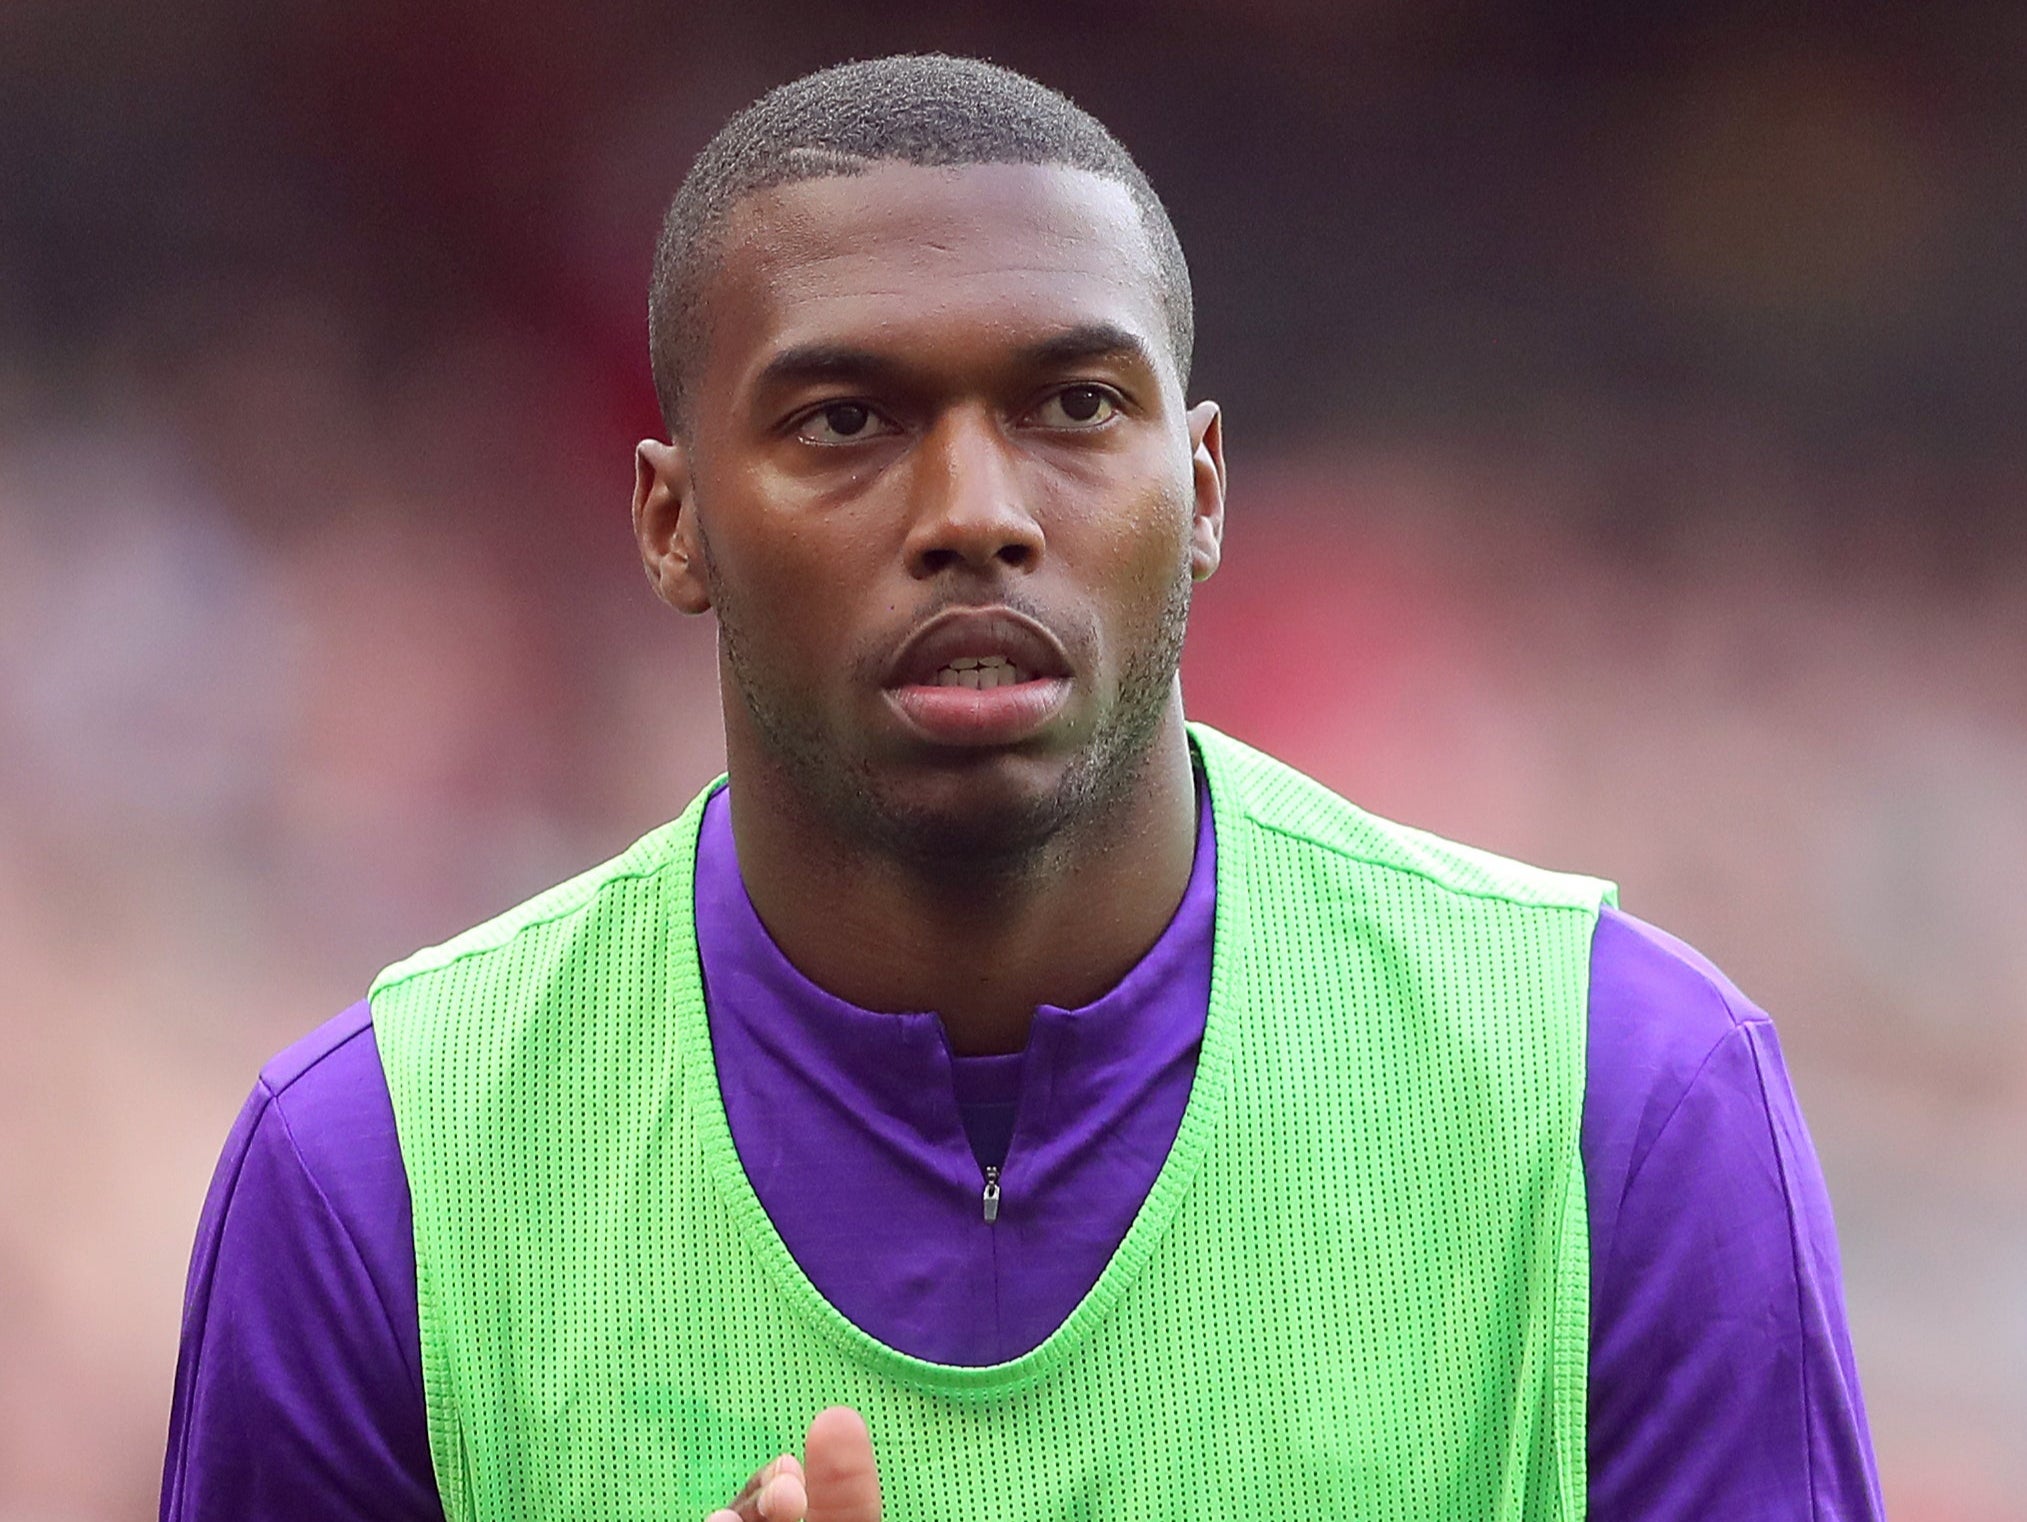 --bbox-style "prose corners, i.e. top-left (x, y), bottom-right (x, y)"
top-left (720, 1453), bottom-right (804, 1522)
top-left (725, 1462), bottom-right (766, 1512)
top-left (758, 1468), bottom-right (809, 1520)
top-left (802, 1407), bottom-right (882, 1522)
